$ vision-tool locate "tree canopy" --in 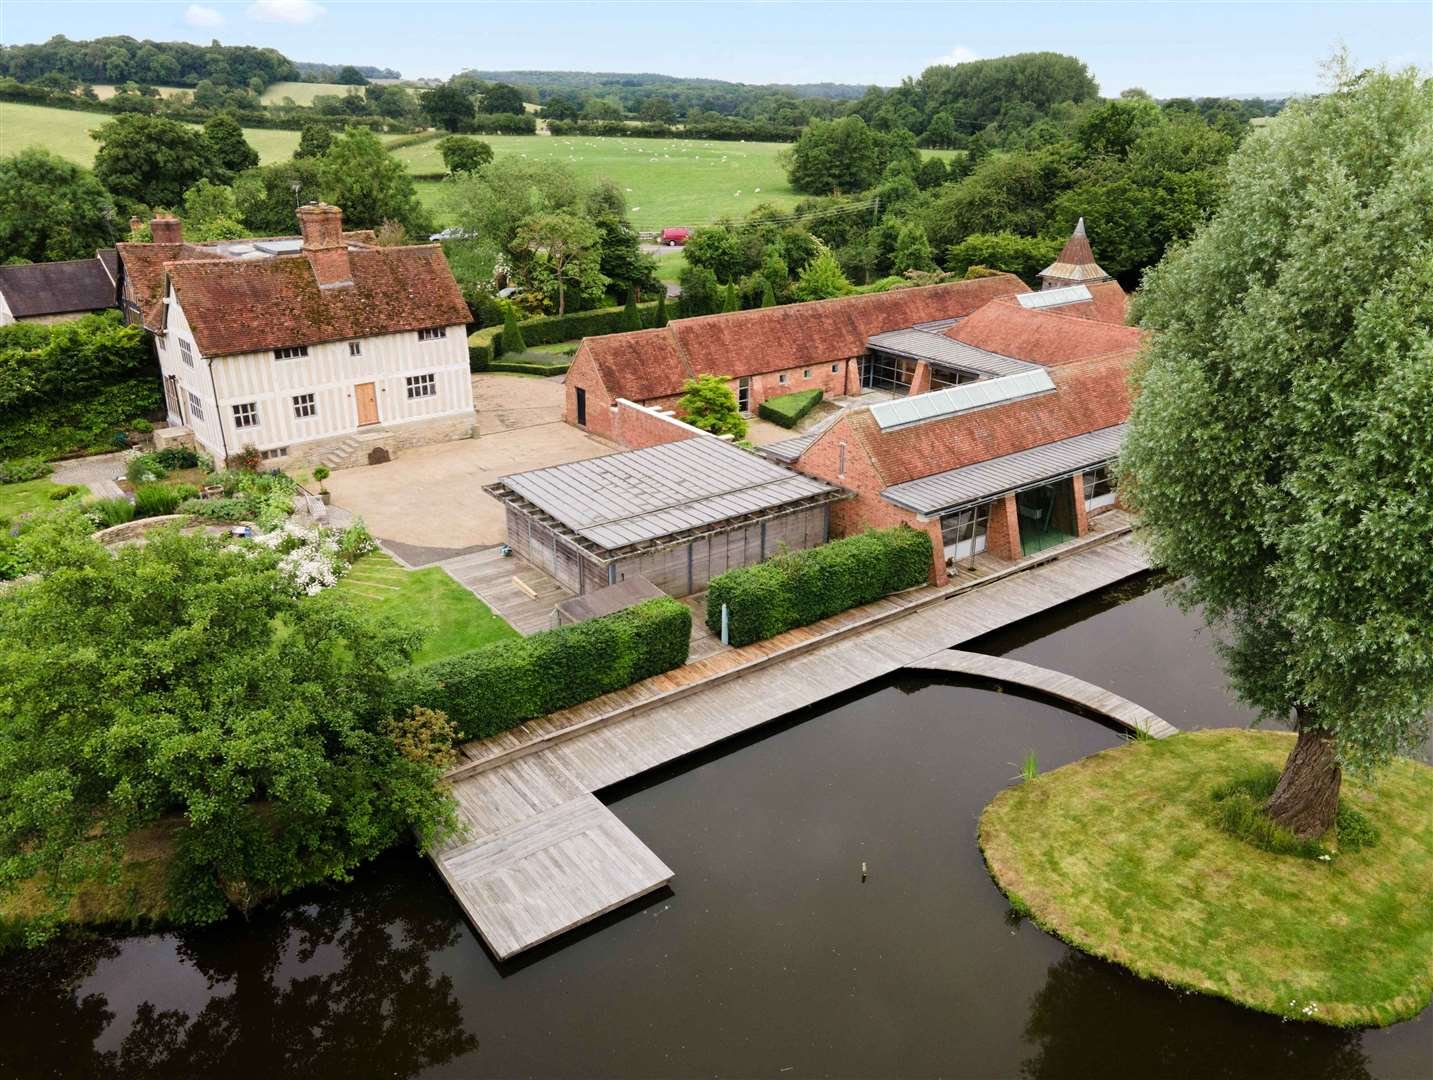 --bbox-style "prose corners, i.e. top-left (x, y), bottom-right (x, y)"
top-left (91, 113), bottom-right (217, 211)
top-left (0, 525), bottom-right (456, 937)
top-left (436, 135), bottom-right (493, 175)
top-left (318, 127), bottom-right (431, 236)
top-left (0, 149), bottom-right (118, 263)
top-left (1121, 63), bottom-right (1433, 836)
top-left (678, 374), bottom-right (747, 439)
